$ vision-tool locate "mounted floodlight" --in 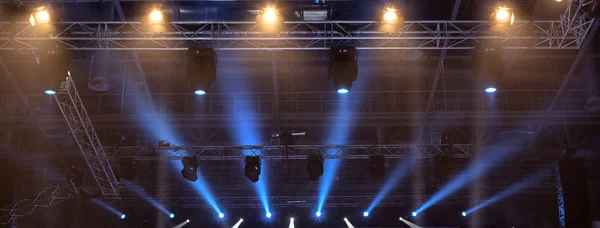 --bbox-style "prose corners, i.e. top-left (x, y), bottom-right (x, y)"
top-left (244, 156), bottom-right (262, 182)
top-left (30, 6), bottom-right (51, 26)
top-left (256, 5), bottom-right (284, 33)
top-left (187, 48), bottom-right (217, 95)
top-left (328, 46), bottom-right (358, 93)
top-left (307, 154), bottom-right (324, 181)
top-left (149, 9), bottom-right (164, 23)
top-left (181, 156), bottom-right (199, 182)
top-left (490, 5), bottom-right (515, 32)
top-left (378, 5), bottom-right (404, 32)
